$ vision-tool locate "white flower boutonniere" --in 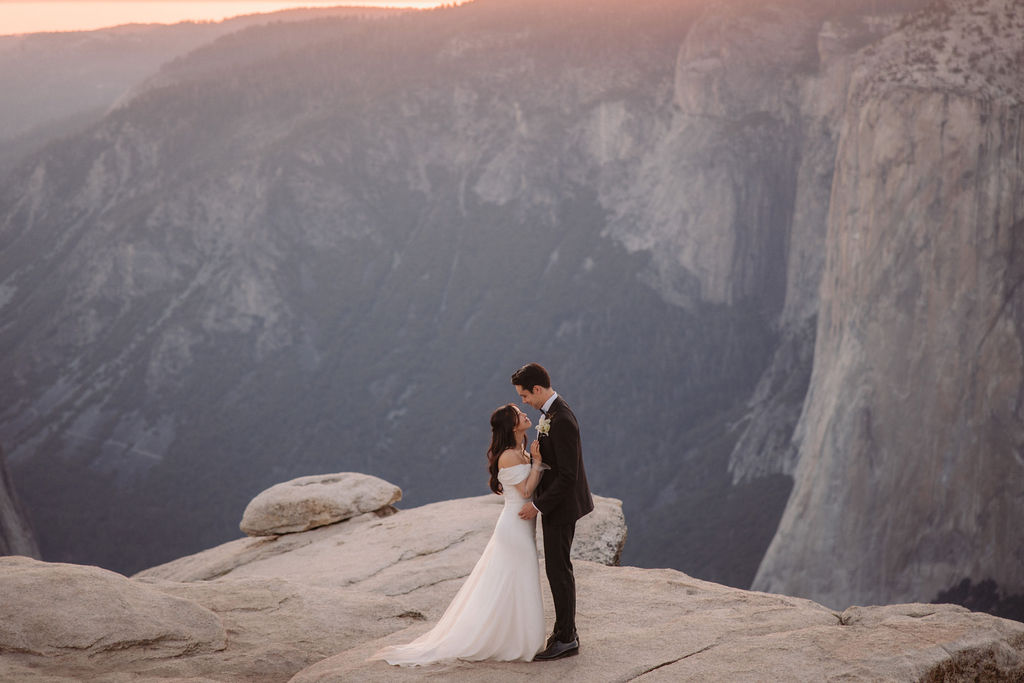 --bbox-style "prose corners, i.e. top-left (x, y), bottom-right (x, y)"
top-left (536, 416), bottom-right (551, 437)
